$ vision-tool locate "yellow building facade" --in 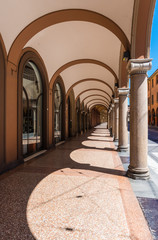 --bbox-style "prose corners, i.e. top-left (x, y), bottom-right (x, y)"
top-left (148, 69), bottom-right (158, 126)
